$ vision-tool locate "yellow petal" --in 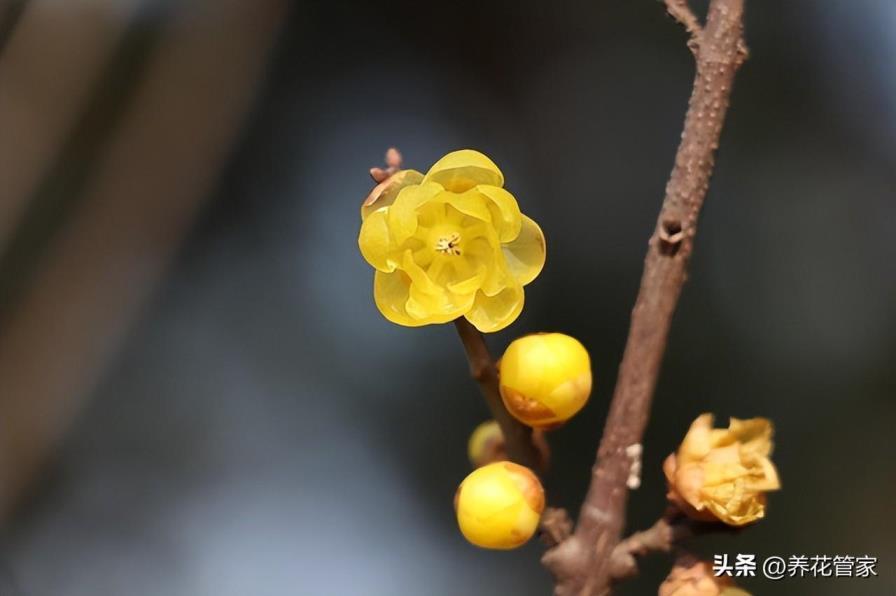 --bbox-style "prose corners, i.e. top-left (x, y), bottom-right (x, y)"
top-left (374, 270), bottom-right (434, 327)
top-left (703, 490), bottom-right (766, 526)
top-left (465, 283), bottom-right (524, 333)
top-left (746, 457), bottom-right (781, 491)
top-left (501, 214), bottom-right (546, 286)
top-left (423, 149), bottom-right (503, 193)
top-left (408, 282), bottom-right (473, 322)
top-left (672, 463), bottom-right (708, 511)
top-left (358, 208), bottom-right (397, 272)
top-left (388, 181), bottom-right (444, 245)
top-left (401, 250), bottom-right (442, 295)
top-left (447, 261), bottom-right (487, 295)
top-left (402, 251), bottom-right (474, 321)
top-left (729, 417), bottom-right (773, 457)
top-left (703, 444), bottom-right (744, 469)
top-left (466, 236), bottom-right (511, 297)
top-left (361, 169), bottom-right (424, 221)
top-left (435, 189), bottom-right (492, 223)
top-left (476, 185), bottom-right (521, 242)
top-left (678, 414), bottom-right (715, 463)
